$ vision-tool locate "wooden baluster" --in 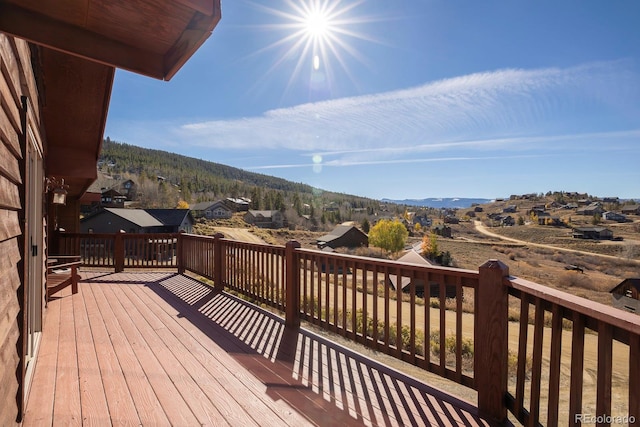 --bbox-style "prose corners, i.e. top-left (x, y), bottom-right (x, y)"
top-left (548, 304), bottom-right (563, 426)
top-left (596, 323), bottom-right (613, 427)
